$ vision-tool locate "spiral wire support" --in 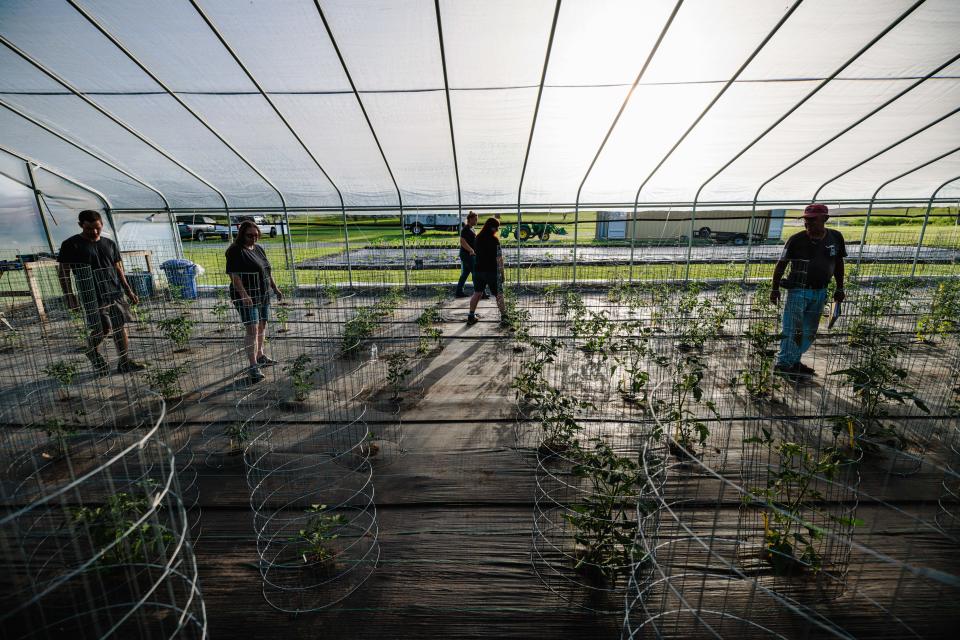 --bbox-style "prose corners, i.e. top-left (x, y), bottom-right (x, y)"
top-left (0, 390), bottom-right (207, 639)
top-left (622, 384), bottom-right (960, 639)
